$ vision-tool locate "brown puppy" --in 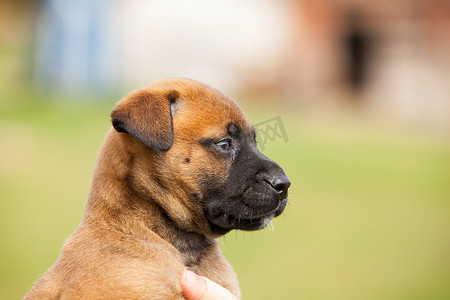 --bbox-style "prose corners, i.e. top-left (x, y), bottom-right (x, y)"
top-left (24, 78), bottom-right (290, 300)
